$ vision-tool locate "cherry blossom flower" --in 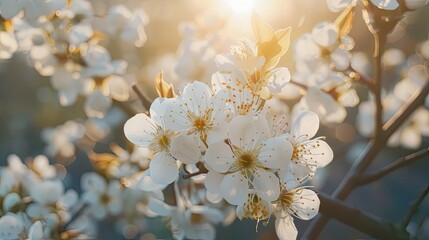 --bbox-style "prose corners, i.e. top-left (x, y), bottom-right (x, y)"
top-left (278, 111), bottom-right (333, 187)
top-left (164, 82), bottom-right (229, 147)
top-left (273, 186), bottom-right (320, 240)
top-left (81, 172), bottom-right (123, 219)
top-left (204, 114), bottom-right (292, 205)
top-left (147, 182), bottom-right (223, 240)
top-left (124, 98), bottom-right (182, 185)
